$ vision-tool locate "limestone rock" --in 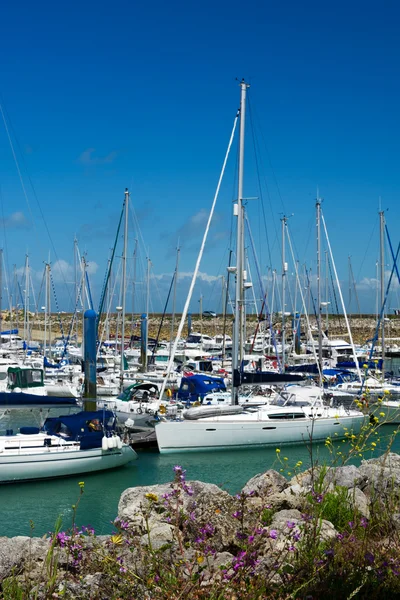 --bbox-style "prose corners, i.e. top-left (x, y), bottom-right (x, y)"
top-left (242, 469), bottom-right (289, 498)
top-left (0, 536), bottom-right (48, 580)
